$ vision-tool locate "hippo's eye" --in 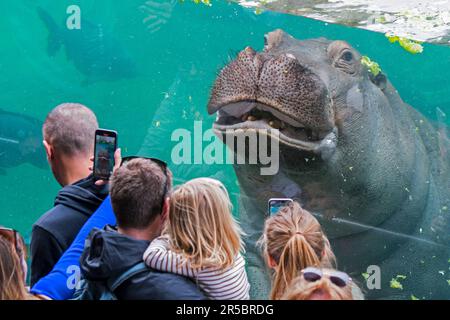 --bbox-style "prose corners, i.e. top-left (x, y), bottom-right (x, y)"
top-left (341, 51), bottom-right (353, 62)
top-left (333, 48), bottom-right (358, 75)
